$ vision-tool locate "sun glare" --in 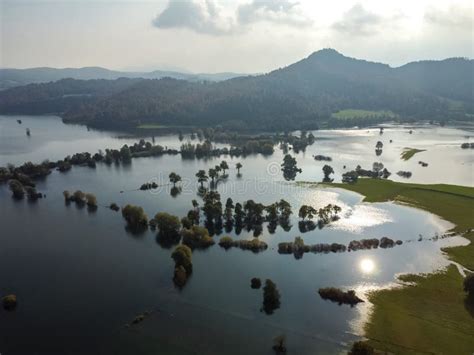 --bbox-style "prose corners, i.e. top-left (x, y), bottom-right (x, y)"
top-left (360, 258), bottom-right (375, 274)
